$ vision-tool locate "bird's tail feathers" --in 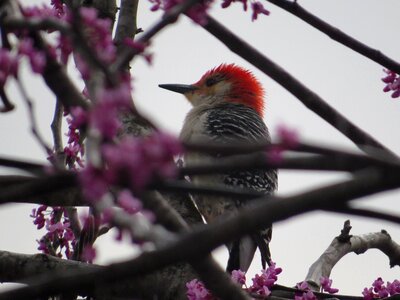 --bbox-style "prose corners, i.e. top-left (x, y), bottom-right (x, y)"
top-left (226, 231), bottom-right (272, 273)
top-left (226, 236), bottom-right (257, 273)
